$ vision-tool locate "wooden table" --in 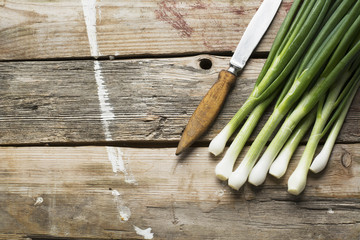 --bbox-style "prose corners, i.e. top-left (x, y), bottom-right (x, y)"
top-left (1, 1), bottom-right (359, 239)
